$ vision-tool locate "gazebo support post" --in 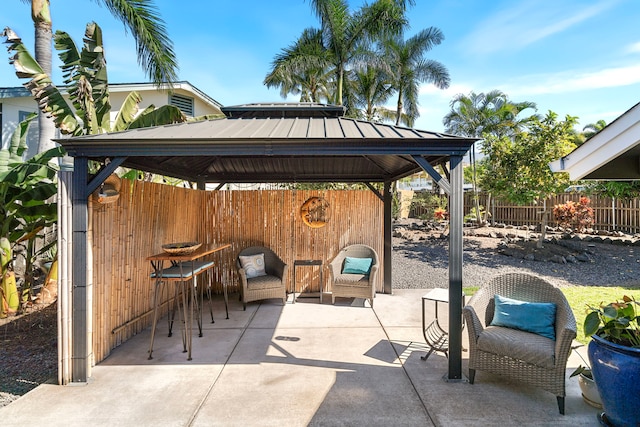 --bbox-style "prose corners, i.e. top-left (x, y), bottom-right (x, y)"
top-left (383, 181), bottom-right (392, 294)
top-left (447, 155), bottom-right (464, 381)
top-left (71, 157), bottom-right (89, 383)
top-left (412, 154), bottom-right (464, 381)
